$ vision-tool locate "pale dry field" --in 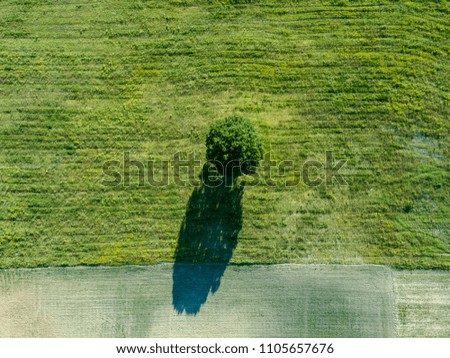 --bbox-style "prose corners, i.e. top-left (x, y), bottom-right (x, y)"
top-left (393, 270), bottom-right (450, 338)
top-left (0, 264), bottom-right (398, 338)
